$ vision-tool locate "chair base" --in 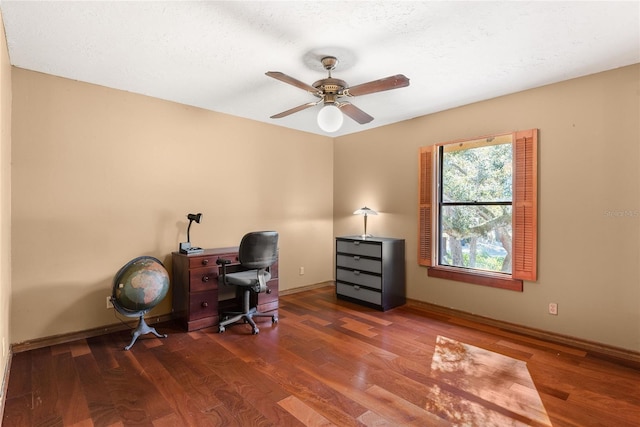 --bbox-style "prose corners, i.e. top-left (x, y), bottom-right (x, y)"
top-left (218, 308), bottom-right (278, 334)
top-left (218, 288), bottom-right (278, 334)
